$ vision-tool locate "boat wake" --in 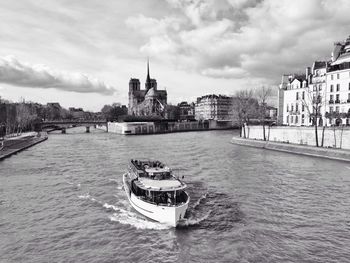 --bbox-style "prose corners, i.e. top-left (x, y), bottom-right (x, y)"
top-left (178, 210), bottom-right (212, 227)
top-left (104, 202), bottom-right (172, 230)
top-left (77, 188), bottom-right (171, 230)
top-left (191, 192), bottom-right (208, 210)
